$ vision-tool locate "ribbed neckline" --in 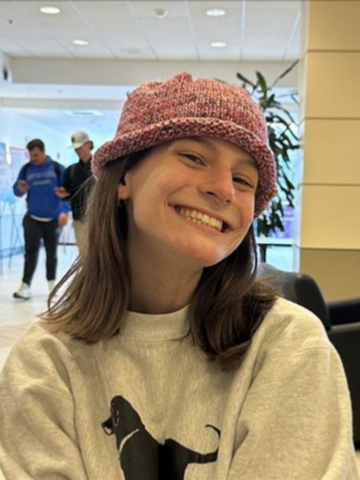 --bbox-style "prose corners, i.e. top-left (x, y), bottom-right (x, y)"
top-left (119, 305), bottom-right (190, 341)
